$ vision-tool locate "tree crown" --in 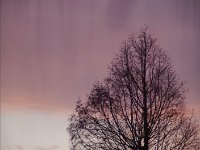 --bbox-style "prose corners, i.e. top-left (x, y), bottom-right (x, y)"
top-left (68, 28), bottom-right (200, 150)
